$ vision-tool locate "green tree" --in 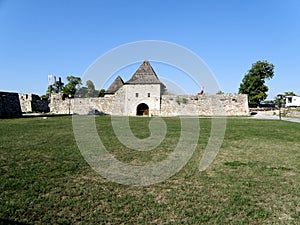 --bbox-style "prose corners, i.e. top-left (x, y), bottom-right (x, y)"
top-left (239, 61), bottom-right (275, 107)
top-left (85, 80), bottom-right (98, 97)
top-left (62, 76), bottom-right (82, 98)
top-left (74, 80), bottom-right (105, 98)
top-left (98, 89), bottom-right (105, 97)
top-left (75, 87), bottom-right (88, 98)
top-left (283, 91), bottom-right (296, 96)
top-left (42, 80), bottom-right (64, 99)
